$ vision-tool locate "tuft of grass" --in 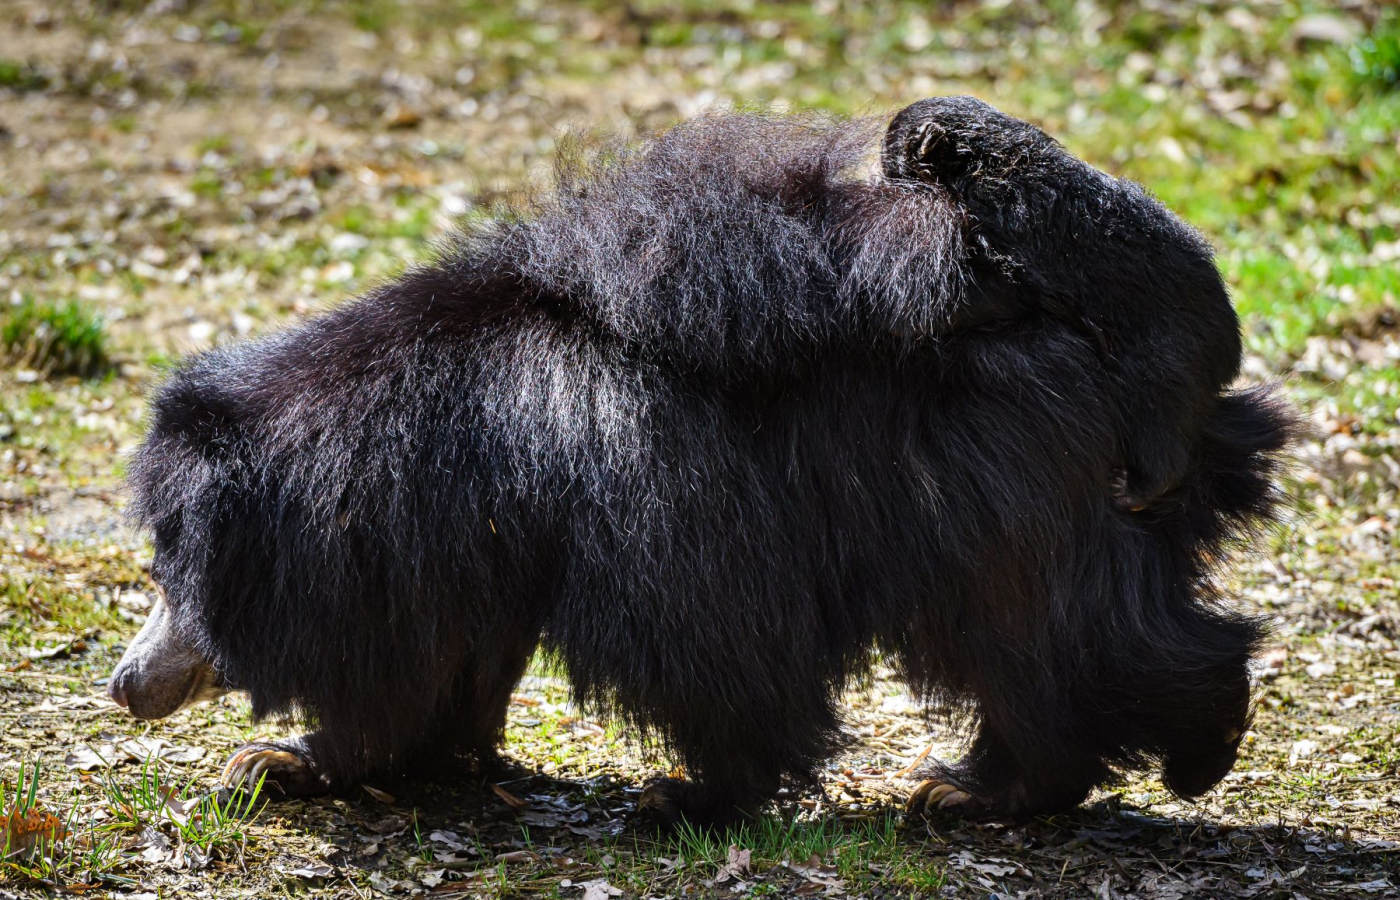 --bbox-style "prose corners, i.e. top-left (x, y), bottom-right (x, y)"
top-left (0, 59), bottom-right (48, 93)
top-left (410, 809), bottom-right (436, 865)
top-left (0, 755), bottom-right (266, 890)
top-left (195, 134), bottom-right (232, 155)
top-left (1352, 18), bottom-right (1400, 89)
top-left (98, 755), bottom-right (267, 858)
top-left (1, 297), bottom-right (109, 378)
top-left (664, 812), bottom-right (941, 890)
top-left (2, 759), bottom-right (123, 887)
top-left (2, 758), bottom-right (55, 863)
